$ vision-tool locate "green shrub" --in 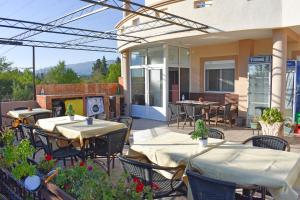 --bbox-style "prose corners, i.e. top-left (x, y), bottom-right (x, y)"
top-left (260, 108), bottom-right (284, 124)
top-left (191, 119), bottom-right (208, 140)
